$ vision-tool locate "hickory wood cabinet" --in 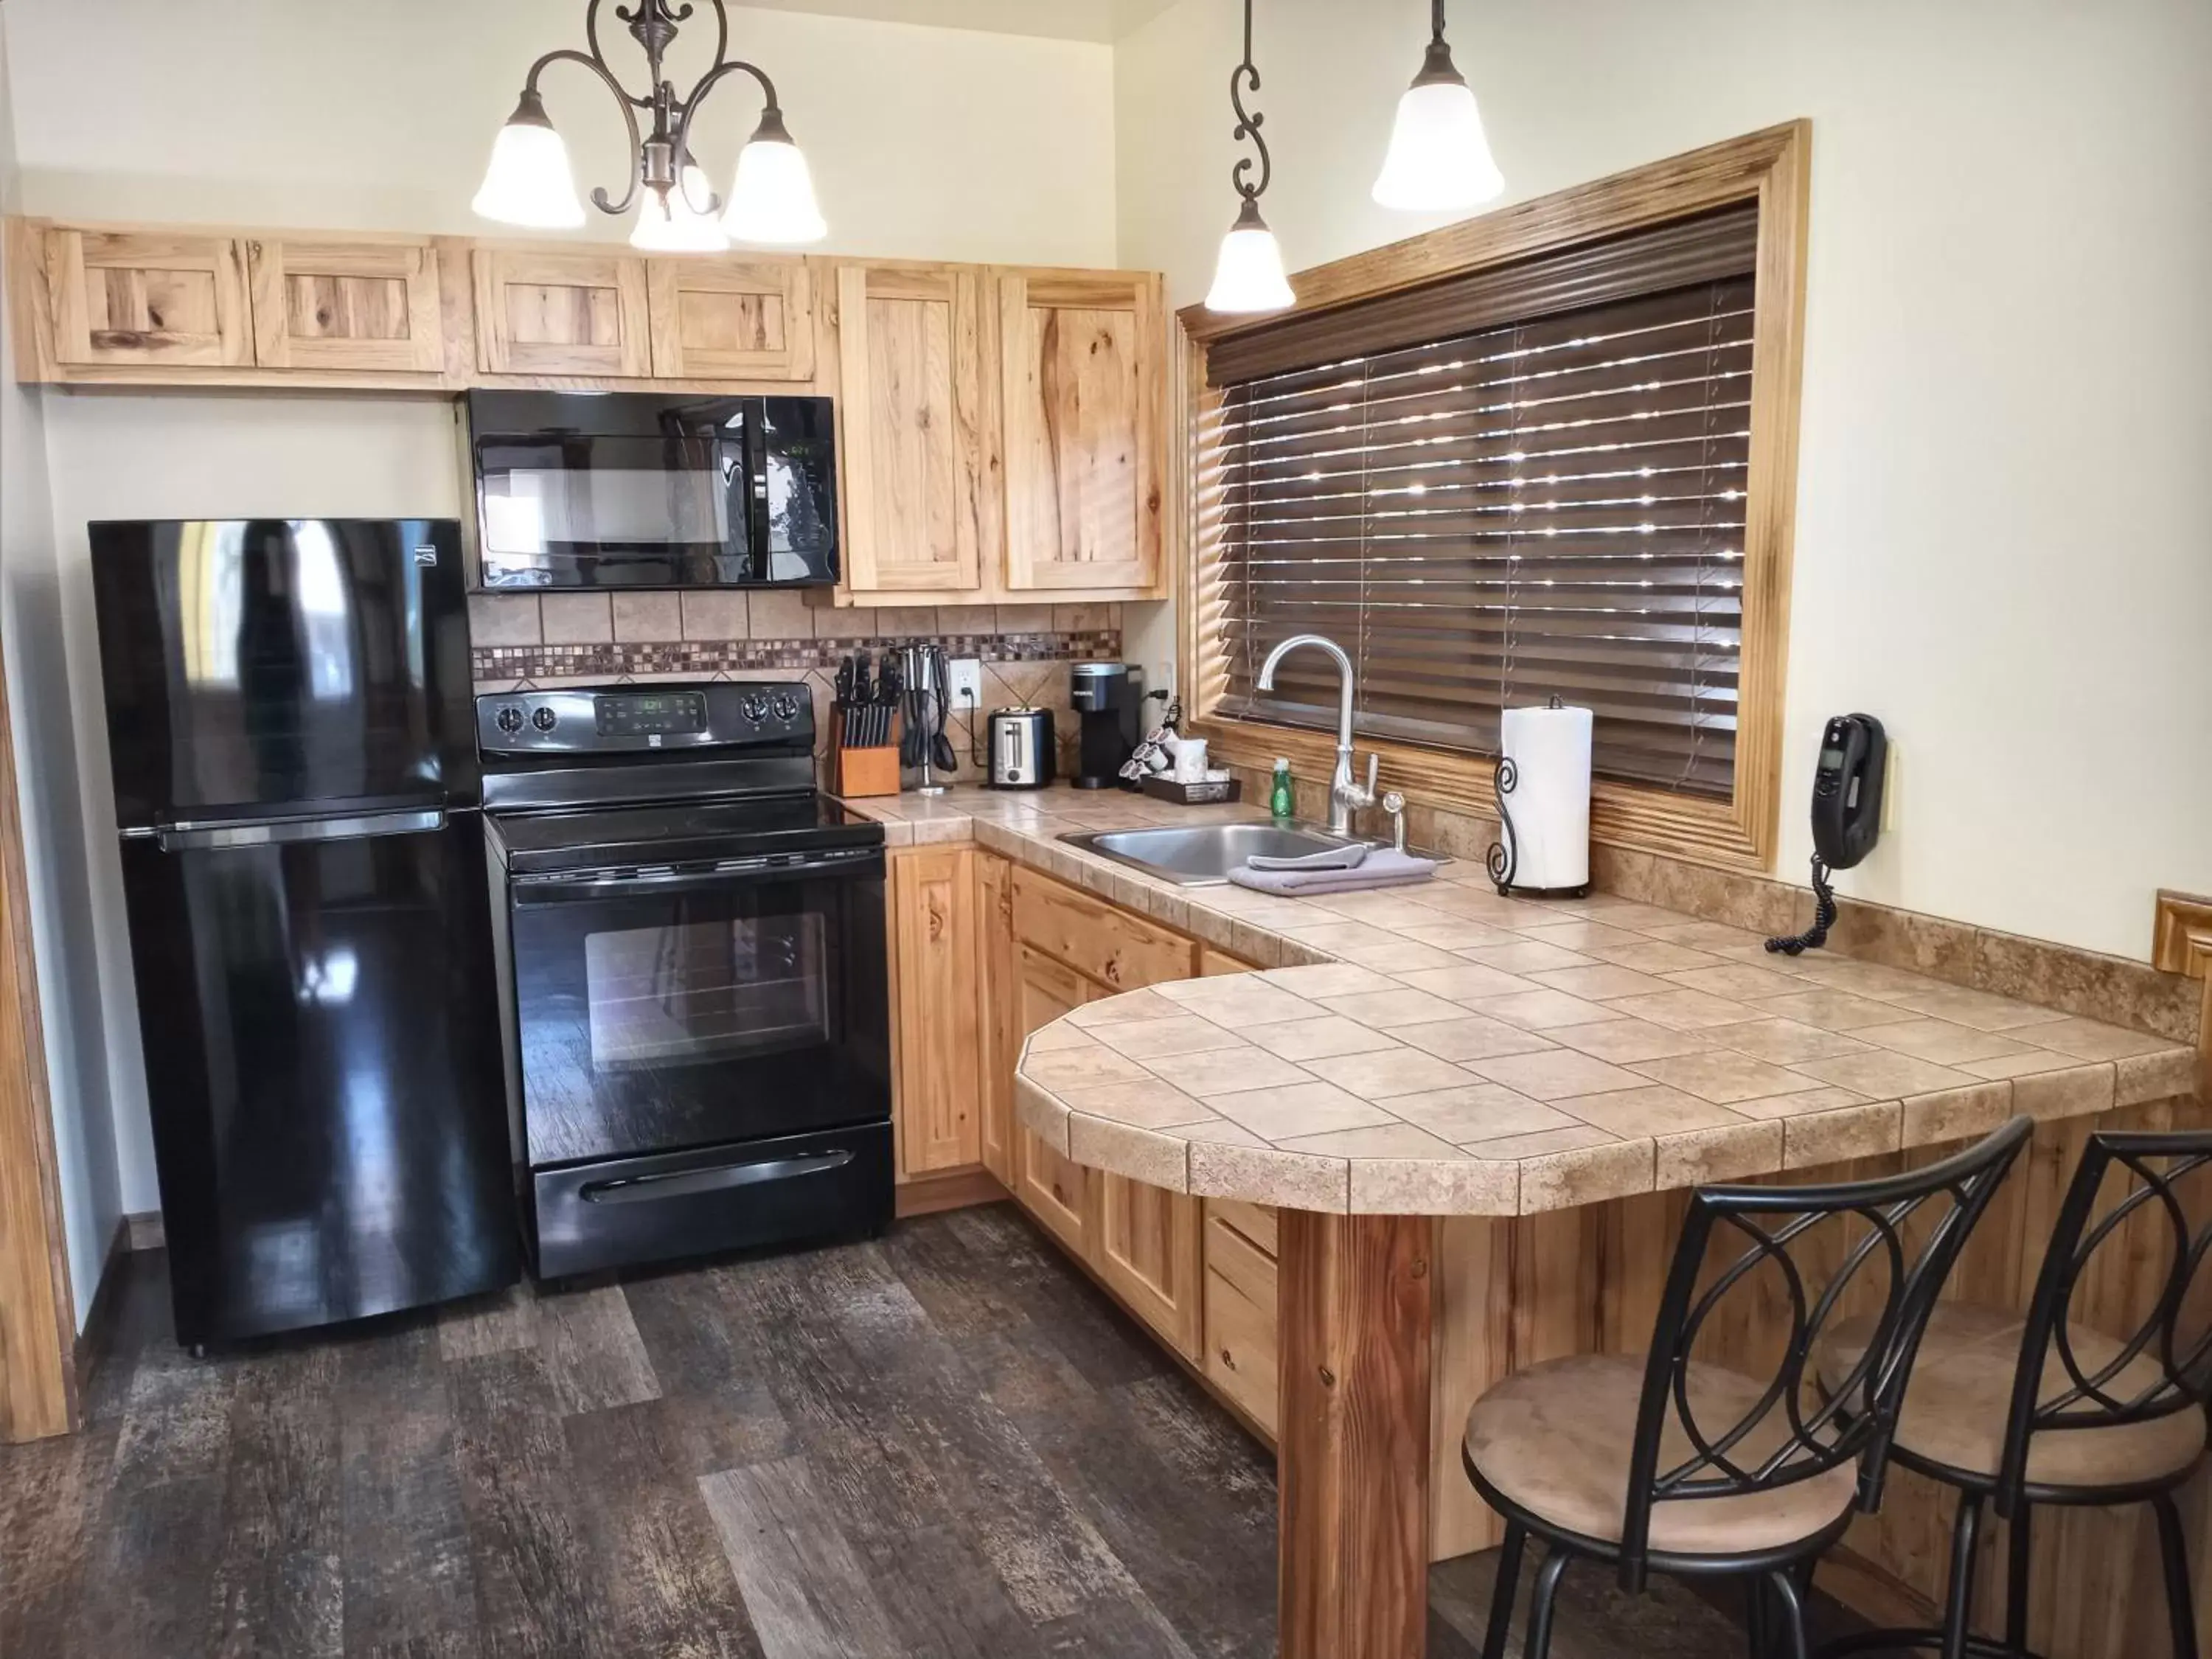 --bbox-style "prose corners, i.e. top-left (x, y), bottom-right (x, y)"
top-left (26, 226), bottom-right (445, 376)
top-left (9, 218), bottom-right (1166, 604)
top-left (470, 245), bottom-right (815, 381)
top-left (830, 262), bottom-right (1165, 606)
top-left (896, 844), bottom-right (1259, 1374)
